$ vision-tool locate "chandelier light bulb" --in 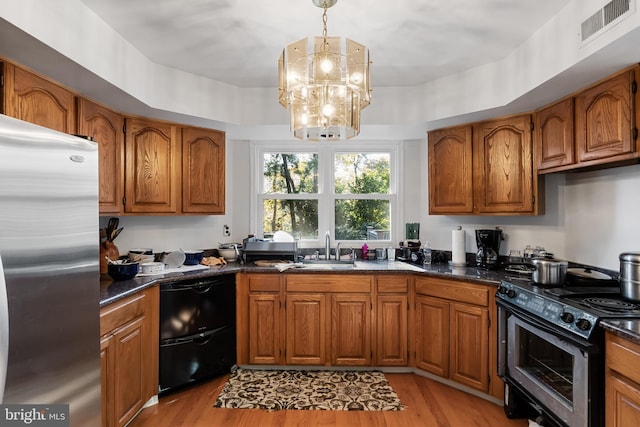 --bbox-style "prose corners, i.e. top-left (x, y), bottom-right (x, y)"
top-left (320, 57), bottom-right (333, 74)
top-left (350, 72), bottom-right (363, 84)
top-left (322, 104), bottom-right (335, 117)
